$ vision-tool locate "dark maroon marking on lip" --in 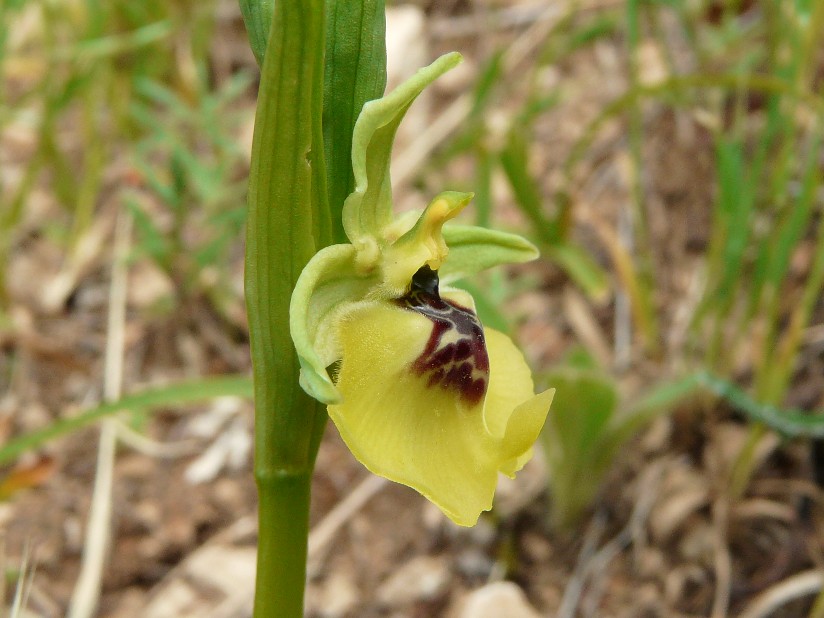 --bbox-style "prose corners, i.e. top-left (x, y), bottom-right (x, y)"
top-left (395, 266), bottom-right (490, 405)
